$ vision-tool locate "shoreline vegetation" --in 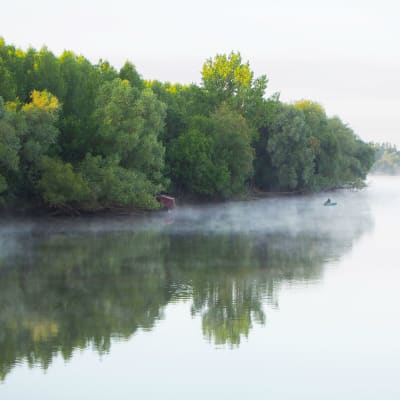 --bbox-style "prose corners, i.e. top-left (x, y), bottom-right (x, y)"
top-left (0, 38), bottom-right (375, 214)
top-left (370, 143), bottom-right (400, 175)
